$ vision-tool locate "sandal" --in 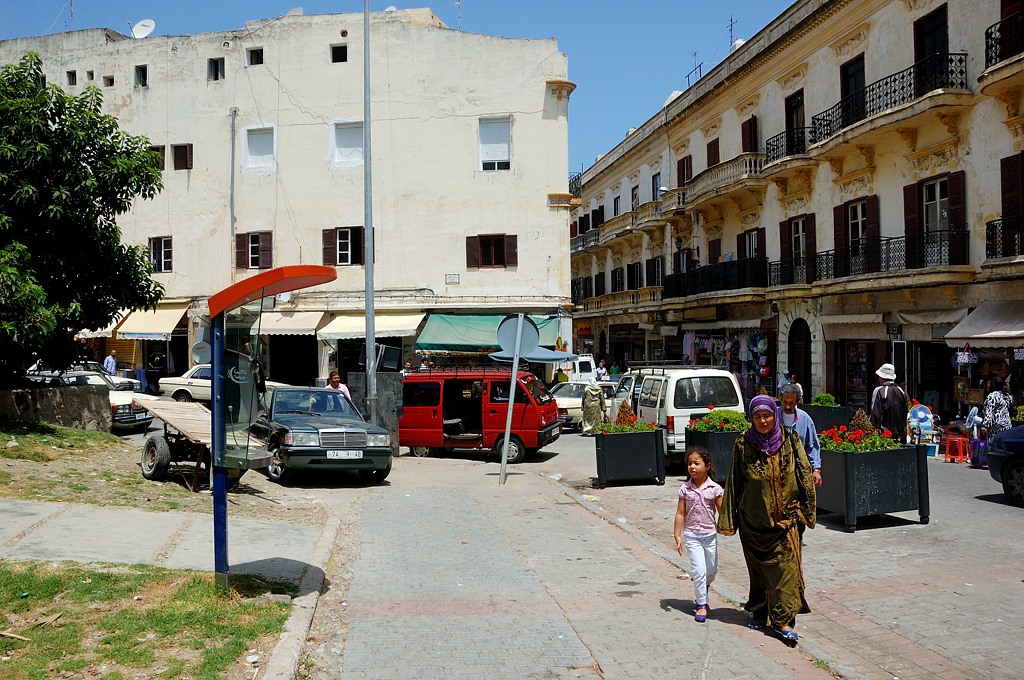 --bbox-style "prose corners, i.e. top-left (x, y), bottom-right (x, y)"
top-left (747, 618), bottom-right (764, 630)
top-left (694, 604), bottom-right (708, 623)
top-left (774, 626), bottom-right (799, 642)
